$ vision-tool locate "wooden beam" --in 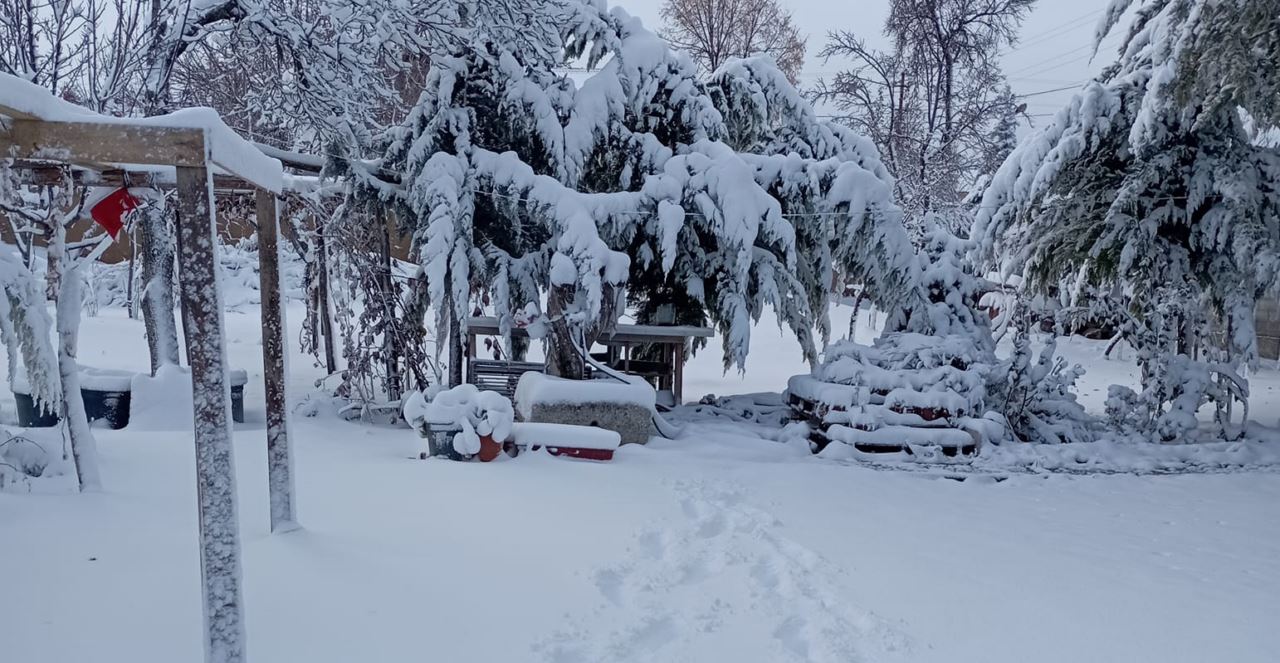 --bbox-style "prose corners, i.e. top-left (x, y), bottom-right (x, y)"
top-left (256, 189), bottom-right (297, 532)
top-left (7, 162), bottom-right (257, 193)
top-left (175, 165), bottom-right (248, 663)
top-left (1, 119), bottom-right (205, 168)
